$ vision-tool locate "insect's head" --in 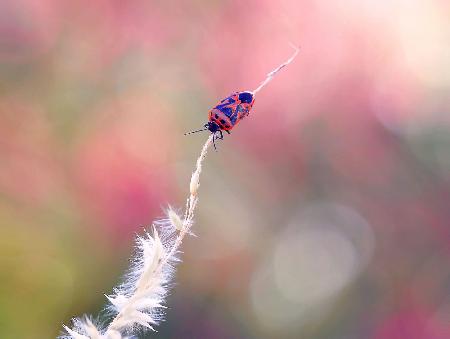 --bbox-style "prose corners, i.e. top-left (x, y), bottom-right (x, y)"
top-left (206, 121), bottom-right (220, 133)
